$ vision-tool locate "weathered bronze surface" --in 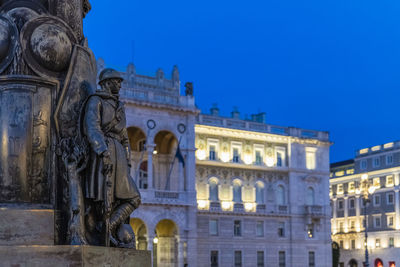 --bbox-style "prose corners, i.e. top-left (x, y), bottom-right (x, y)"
top-left (0, 0), bottom-right (142, 250)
